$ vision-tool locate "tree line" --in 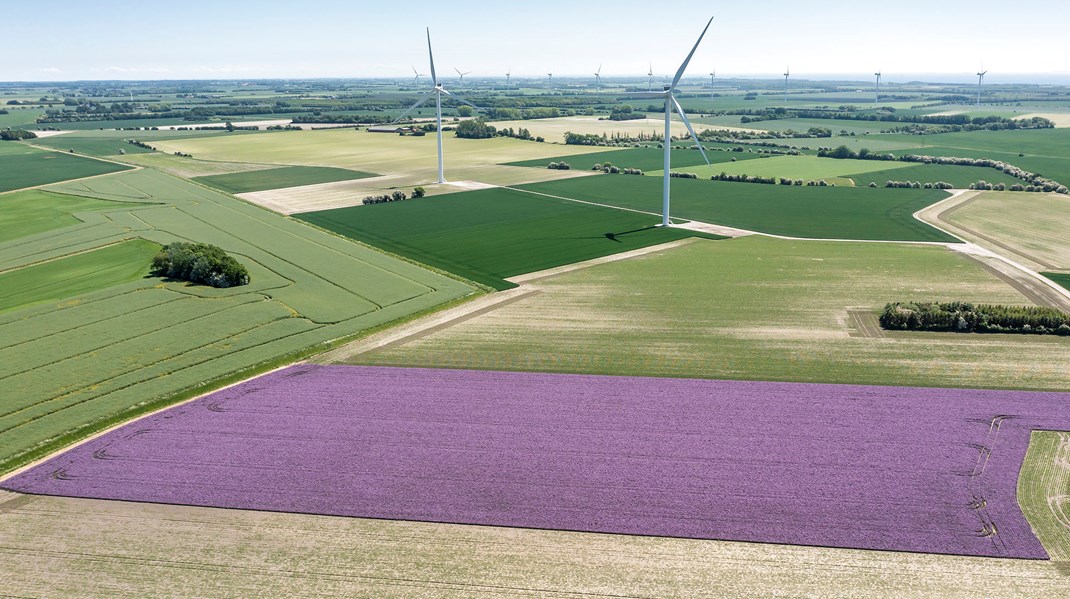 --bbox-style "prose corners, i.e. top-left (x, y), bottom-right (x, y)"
top-left (880, 301), bottom-right (1070, 335)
